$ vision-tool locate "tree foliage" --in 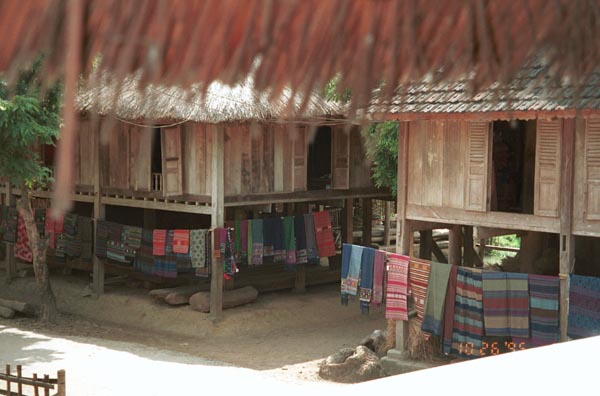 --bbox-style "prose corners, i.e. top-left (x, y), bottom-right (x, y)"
top-left (362, 122), bottom-right (399, 195)
top-left (0, 59), bottom-right (61, 188)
